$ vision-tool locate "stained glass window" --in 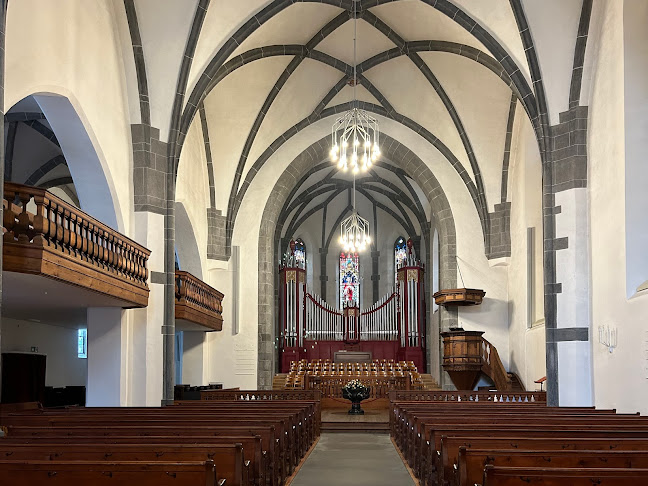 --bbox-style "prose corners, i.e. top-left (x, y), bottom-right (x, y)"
top-left (395, 237), bottom-right (407, 283)
top-left (340, 252), bottom-right (360, 308)
top-left (294, 238), bottom-right (306, 269)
